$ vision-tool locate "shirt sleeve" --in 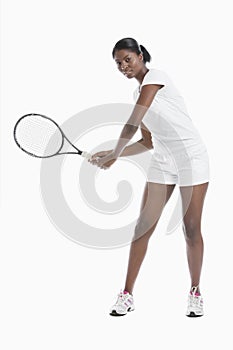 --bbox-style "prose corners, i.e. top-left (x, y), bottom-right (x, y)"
top-left (141, 69), bottom-right (169, 88)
